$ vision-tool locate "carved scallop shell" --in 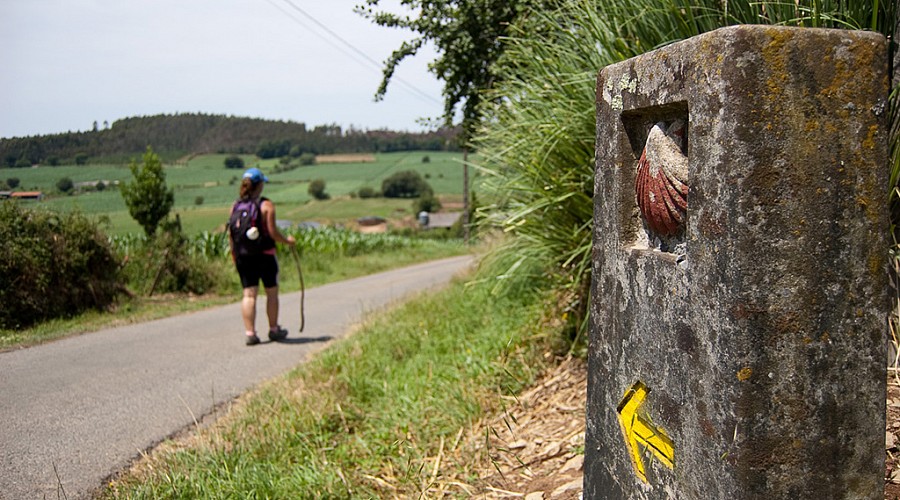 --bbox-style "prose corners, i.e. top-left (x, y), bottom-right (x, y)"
top-left (635, 120), bottom-right (688, 236)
